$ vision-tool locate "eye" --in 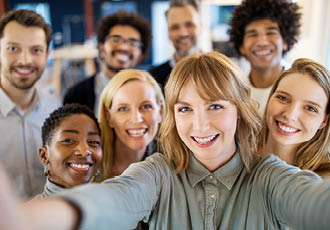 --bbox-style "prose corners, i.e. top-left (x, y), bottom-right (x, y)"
top-left (185, 22), bottom-right (195, 28)
top-left (276, 94), bottom-right (288, 102)
top-left (141, 104), bottom-right (153, 110)
top-left (61, 138), bottom-right (75, 144)
top-left (209, 104), bottom-right (223, 110)
top-left (89, 140), bottom-right (101, 146)
top-left (32, 47), bottom-right (44, 54)
top-left (118, 107), bottom-right (128, 112)
top-left (170, 24), bottom-right (179, 31)
top-left (305, 105), bottom-right (318, 113)
top-left (178, 106), bottom-right (192, 113)
top-left (7, 45), bottom-right (18, 52)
